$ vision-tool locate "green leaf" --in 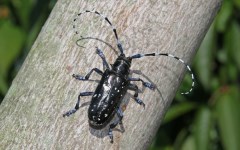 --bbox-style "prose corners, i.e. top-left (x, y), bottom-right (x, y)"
top-left (11, 0), bottom-right (34, 30)
top-left (215, 86), bottom-right (240, 150)
top-left (194, 24), bottom-right (215, 91)
top-left (215, 0), bottom-right (233, 32)
top-left (149, 146), bottom-right (173, 150)
top-left (217, 48), bottom-right (227, 64)
top-left (174, 129), bottom-right (188, 149)
top-left (225, 21), bottom-right (240, 71)
top-left (233, 0), bottom-right (240, 8)
top-left (0, 74), bottom-right (8, 94)
top-left (194, 107), bottom-right (212, 150)
top-left (0, 21), bottom-right (25, 94)
top-left (226, 62), bottom-right (238, 82)
top-left (181, 135), bottom-right (196, 150)
top-left (163, 102), bottom-right (197, 124)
